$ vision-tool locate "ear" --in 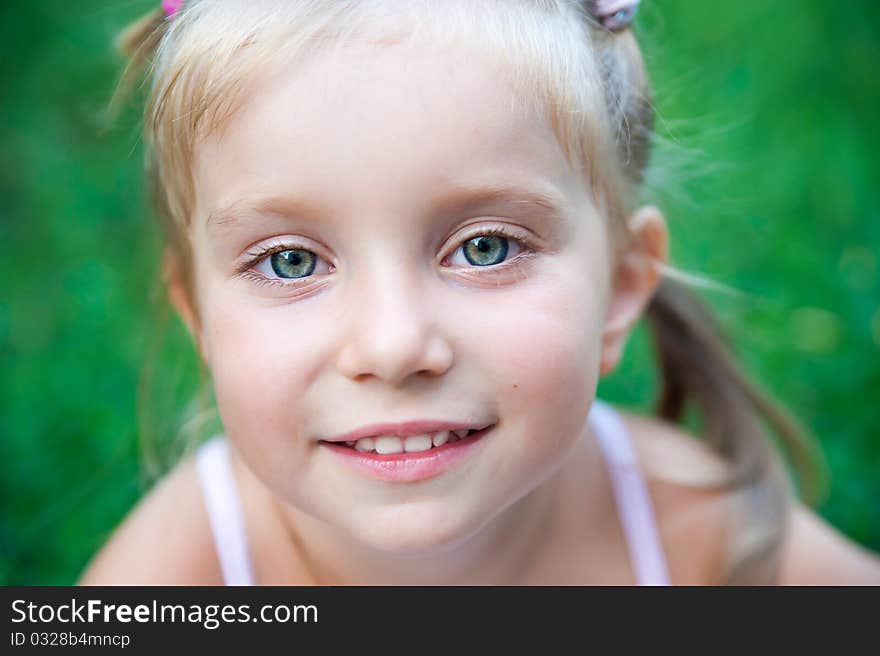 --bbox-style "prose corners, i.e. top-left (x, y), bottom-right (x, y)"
top-left (599, 205), bottom-right (668, 377)
top-left (163, 249), bottom-right (210, 365)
